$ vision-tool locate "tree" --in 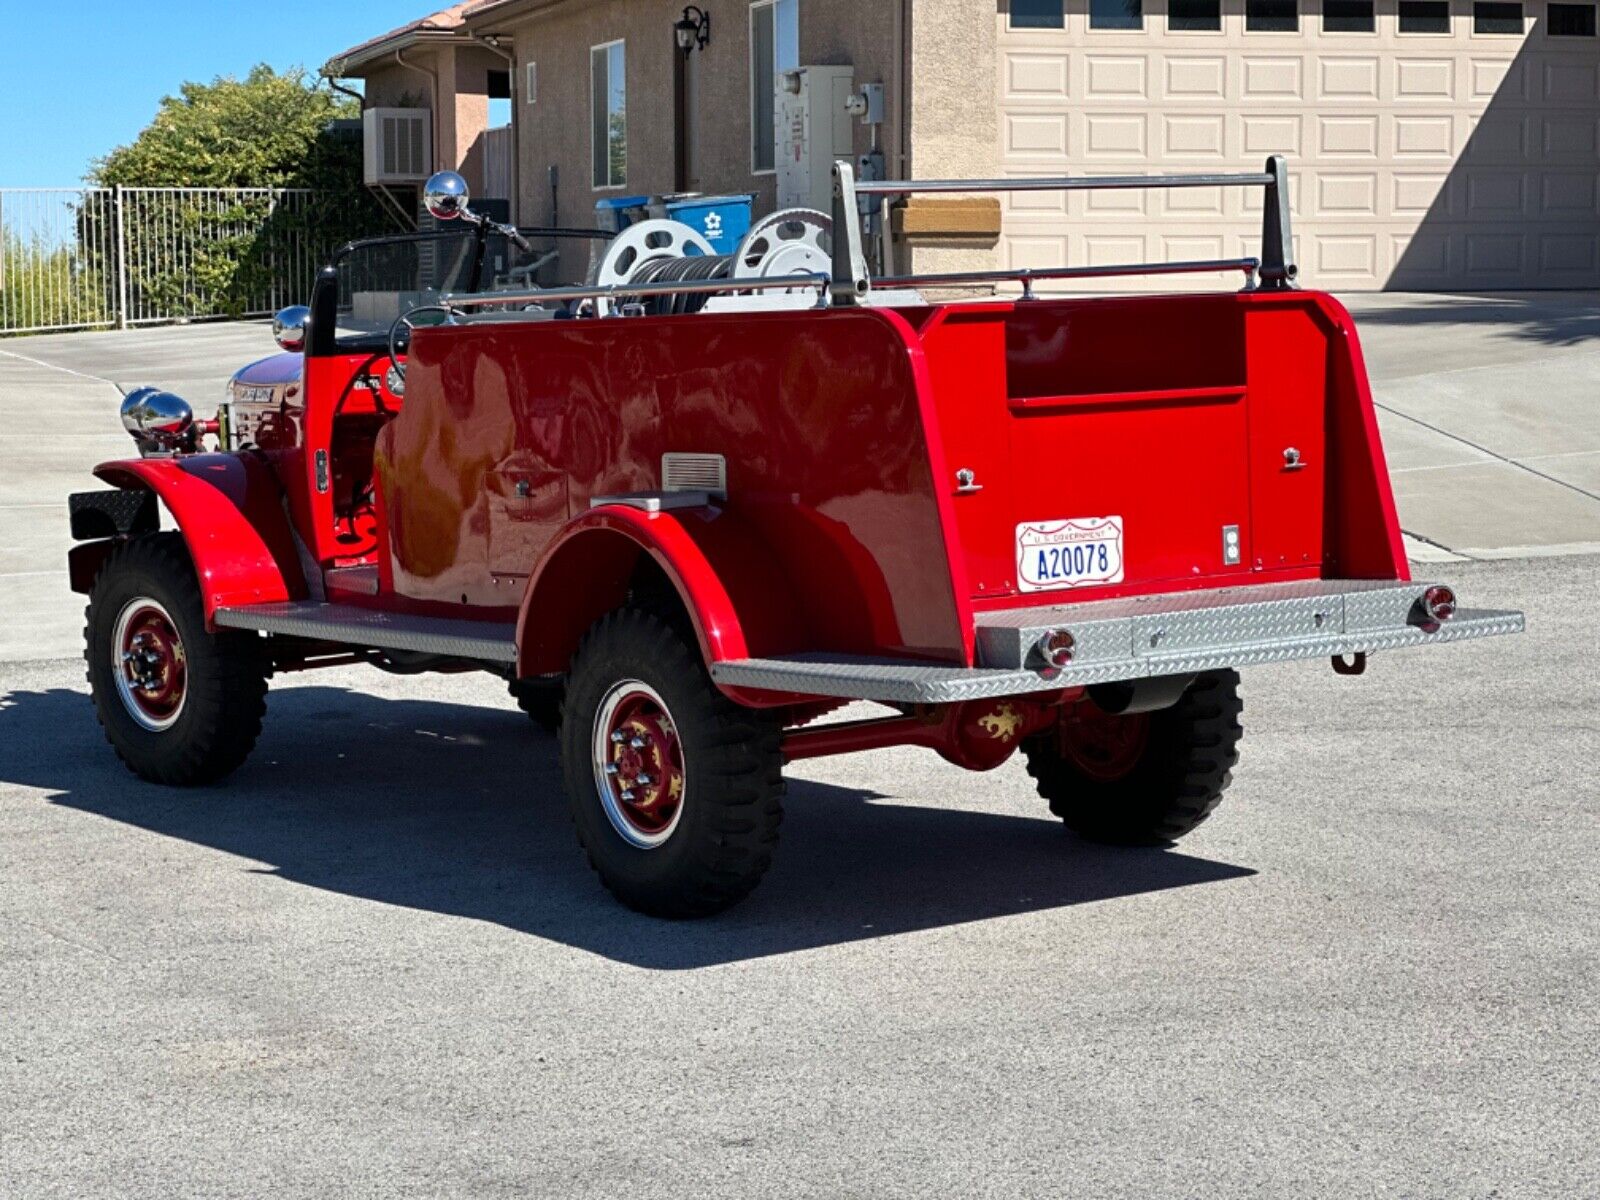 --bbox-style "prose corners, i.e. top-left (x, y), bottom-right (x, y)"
top-left (93, 65), bottom-right (358, 190)
top-left (84, 65), bottom-right (384, 319)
